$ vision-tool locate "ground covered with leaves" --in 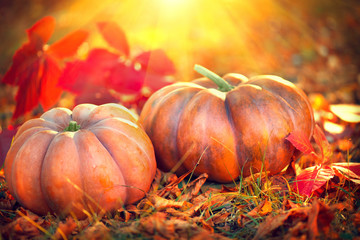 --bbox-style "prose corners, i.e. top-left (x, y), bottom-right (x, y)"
top-left (1, 135), bottom-right (360, 240)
